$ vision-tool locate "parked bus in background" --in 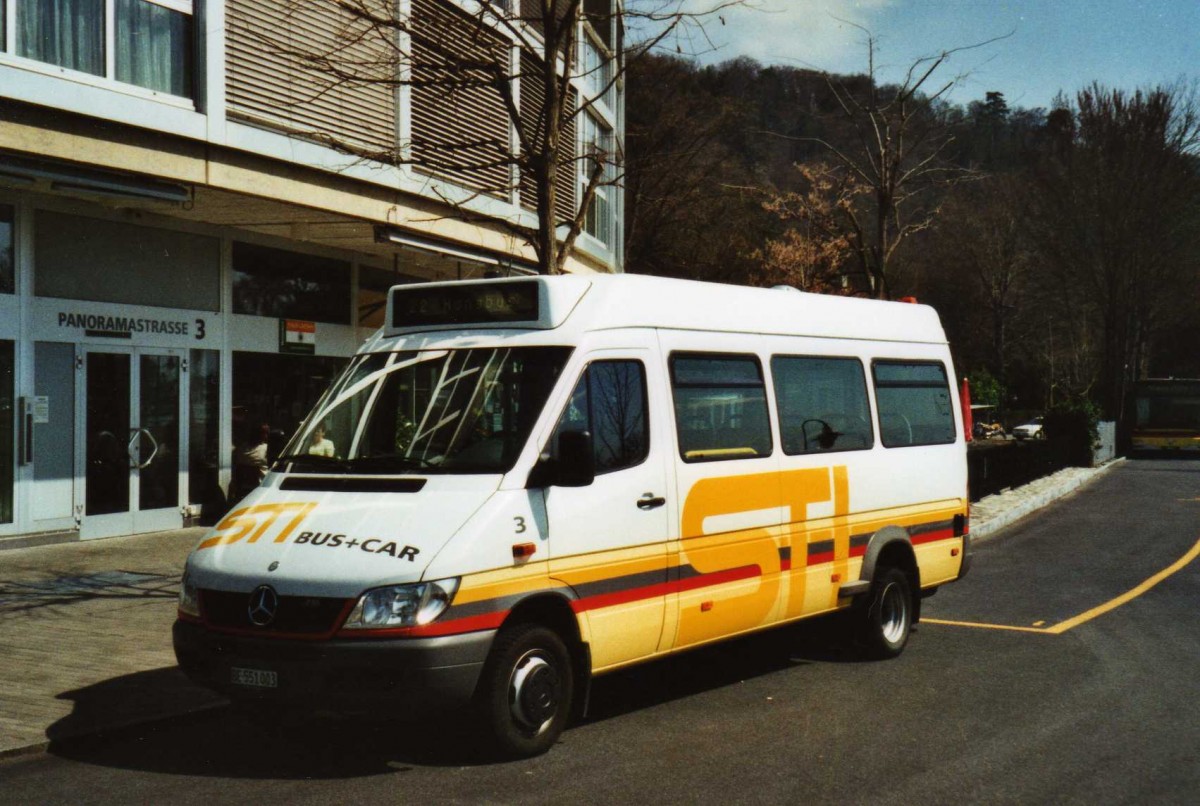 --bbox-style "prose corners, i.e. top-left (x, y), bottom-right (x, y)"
top-left (174, 275), bottom-right (971, 757)
top-left (1130, 379), bottom-right (1200, 453)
